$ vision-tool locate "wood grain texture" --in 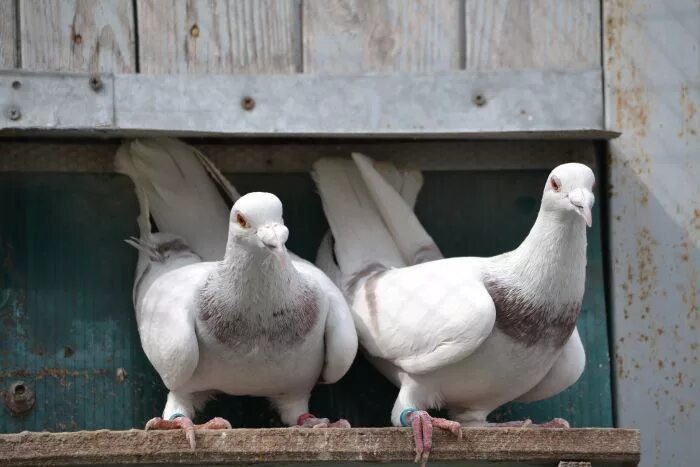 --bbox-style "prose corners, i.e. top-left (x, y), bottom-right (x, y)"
top-left (0, 428), bottom-right (640, 465)
top-left (20, 0), bottom-right (135, 72)
top-left (302, 0), bottom-right (461, 73)
top-left (137, 0), bottom-right (300, 74)
top-left (465, 0), bottom-right (600, 70)
top-left (0, 0), bottom-right (16, 68)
